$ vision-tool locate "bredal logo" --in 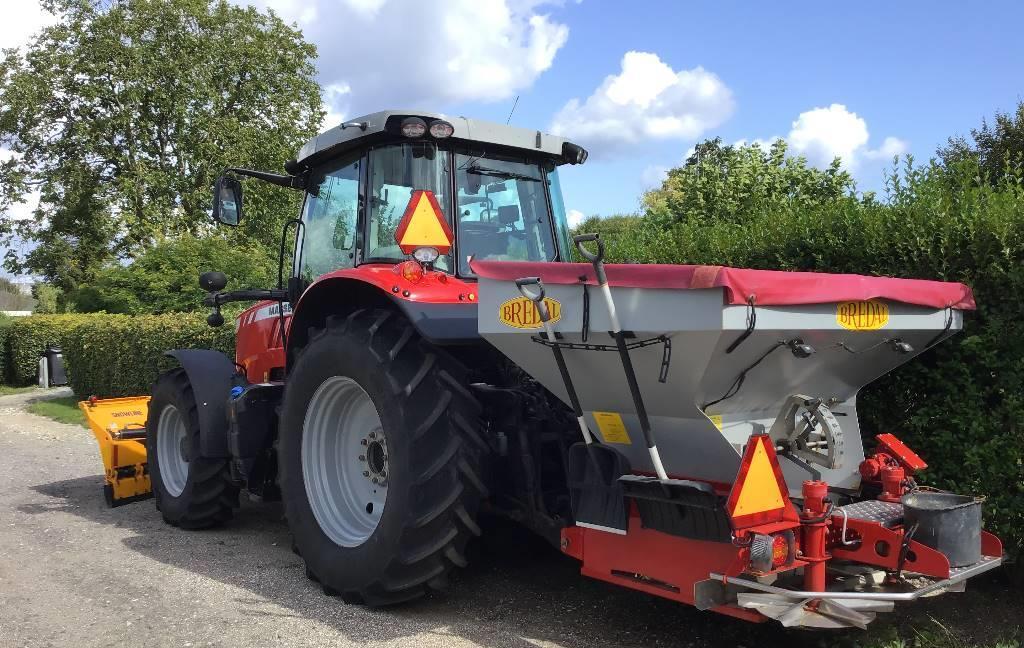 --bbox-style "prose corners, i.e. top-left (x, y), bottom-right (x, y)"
top-left (498, 296), bottom-right (562, 329)
top-left (836, 300), bottom-right (889, 330)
